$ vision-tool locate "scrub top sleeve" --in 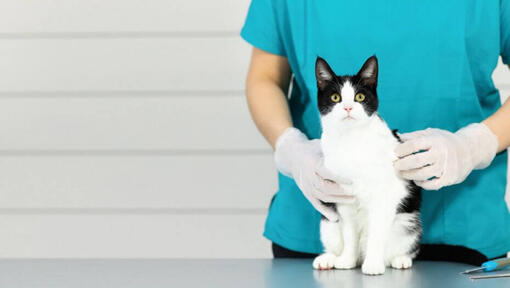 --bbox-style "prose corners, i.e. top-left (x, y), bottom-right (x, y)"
top-left (501, 0), bottom-right (510, 64)
top-left (241, 0), bottom-right (286, 56)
